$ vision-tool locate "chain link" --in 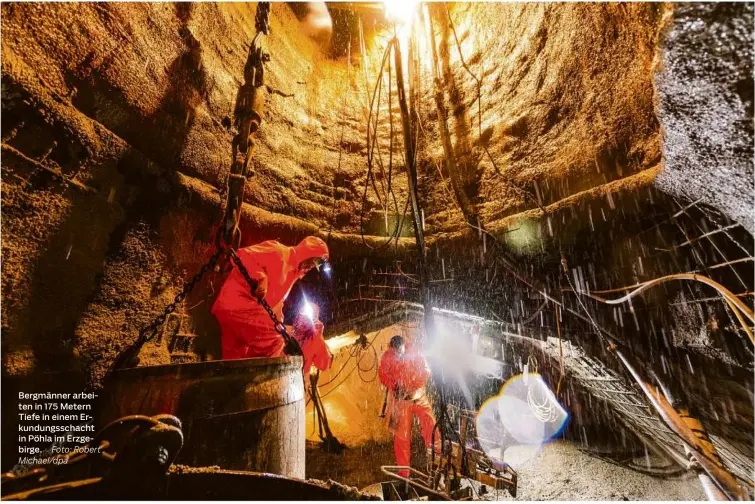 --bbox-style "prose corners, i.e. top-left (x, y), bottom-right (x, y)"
top-left (255, 2), bottom-right (271, 35)
top-left (118, 245), bottom-right (301, 373)
top-left (138, 250), bottom-right (226, 344)
top-left (227, 250), bottom-right (302, 356)
top-left (109, 3), bottom-right (301, 372)
top-left (222, 2), bottom-right (271, 246)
